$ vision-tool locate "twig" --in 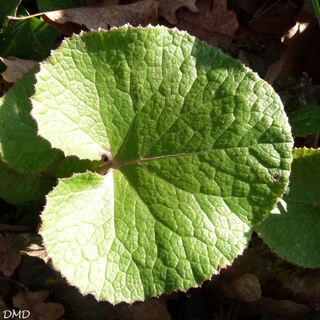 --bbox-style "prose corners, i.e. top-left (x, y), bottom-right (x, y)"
top-left (0, 276), bottom-right (28, 290)
top-left (250, 0), bottom-right (281, 23)
top-left (14, 0), bottom-right (22, 17)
